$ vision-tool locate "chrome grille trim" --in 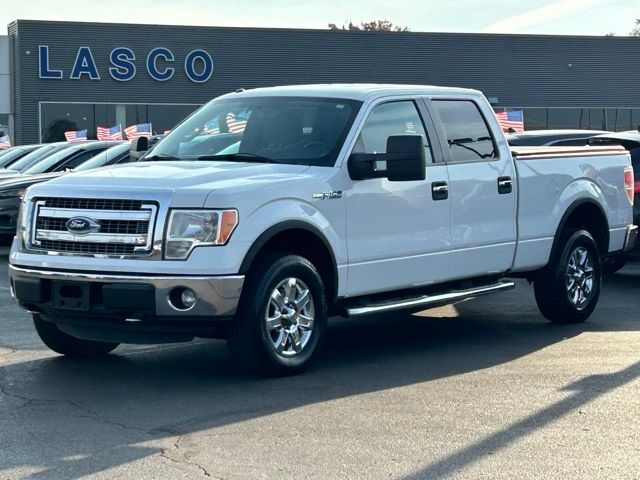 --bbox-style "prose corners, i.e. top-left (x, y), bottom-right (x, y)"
top-left (29, 198), bottom-right (158, 257)
top-left (35, 231), bottom-right (148, 244)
